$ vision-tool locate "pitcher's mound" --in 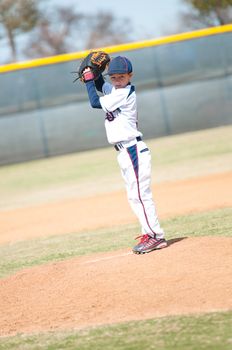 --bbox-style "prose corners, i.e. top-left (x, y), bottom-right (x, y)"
top-left (0, 236), bottom-right (232, 336)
